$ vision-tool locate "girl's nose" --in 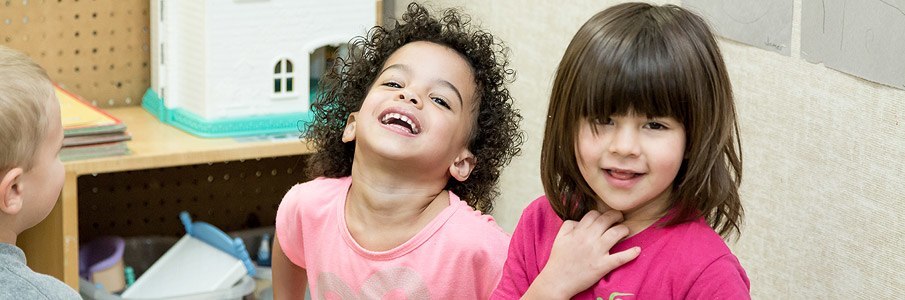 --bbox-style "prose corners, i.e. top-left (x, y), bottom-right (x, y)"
top-left (397, 92), bottom-right (422, 108)
top-left (608, 128), bottom-right (641, 157)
